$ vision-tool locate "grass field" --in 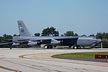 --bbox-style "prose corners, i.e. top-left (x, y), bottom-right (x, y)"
top-left (52, 52), bottom-right (108, 59)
